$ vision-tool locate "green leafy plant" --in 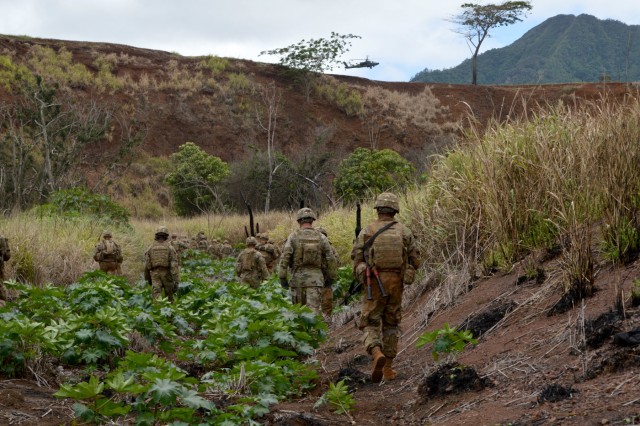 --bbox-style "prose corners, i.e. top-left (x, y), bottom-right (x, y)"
top-left (35, 187), bottom-right (130, 225)
top-left (314, 380), bottom-right (355, 414)
top-left (416, 323), bottom-right (478, 361)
